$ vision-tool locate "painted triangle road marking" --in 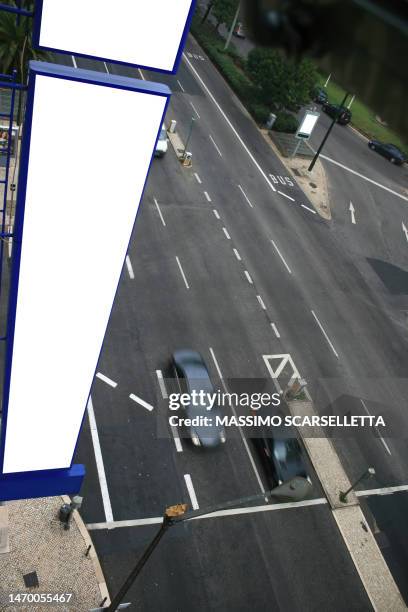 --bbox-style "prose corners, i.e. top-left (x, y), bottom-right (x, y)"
top-left (262, 354), bottom-right (300, 380)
